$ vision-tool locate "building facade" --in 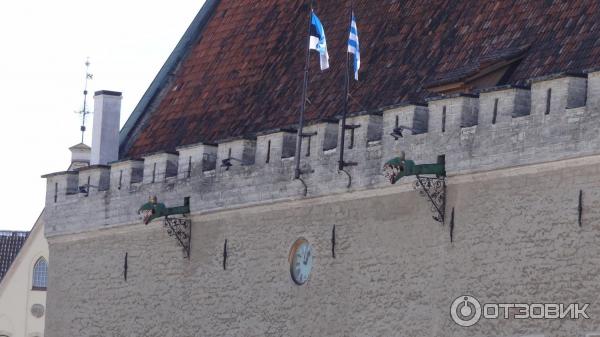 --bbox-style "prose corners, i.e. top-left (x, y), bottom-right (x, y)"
top-left (0, 220), bottom-right (48, 337)
top-left (42, 1), bottom-right (600, 336)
